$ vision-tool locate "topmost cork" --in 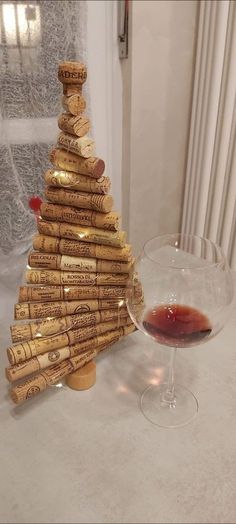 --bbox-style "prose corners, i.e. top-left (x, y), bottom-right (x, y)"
top-left (58, 61), bottom-right (87, 85)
